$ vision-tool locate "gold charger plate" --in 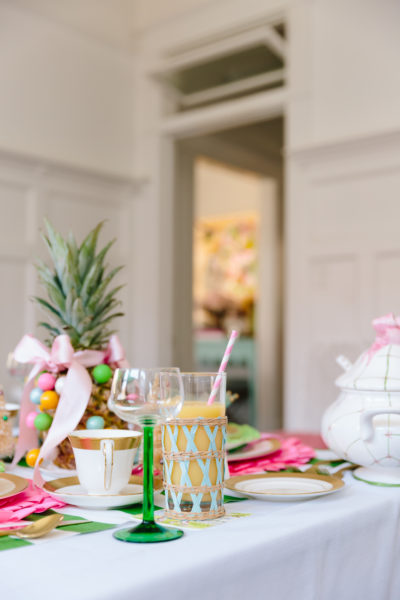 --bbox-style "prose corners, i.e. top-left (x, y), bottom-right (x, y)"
top-left (225, 472), bottom-right (345, 502)
top-left (228, 438), bottom-right (281, 462)
top-left (0, 473), bottom-right (29, 500)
